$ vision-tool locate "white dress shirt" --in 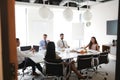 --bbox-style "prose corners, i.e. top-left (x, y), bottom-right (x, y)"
top-left (17, 47), bottom-right (34, 64)
top-left (57, 39), bottom-right (69, 50)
